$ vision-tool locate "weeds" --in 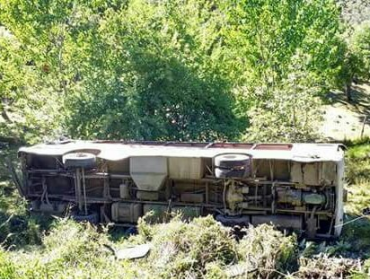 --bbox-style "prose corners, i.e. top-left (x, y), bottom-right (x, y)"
top-left (297, 254), bottom-right (361, 278)
top-left (237, 224), bottom-right (298, 278)
top-left (137, 215), bottom-right (238, 278)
